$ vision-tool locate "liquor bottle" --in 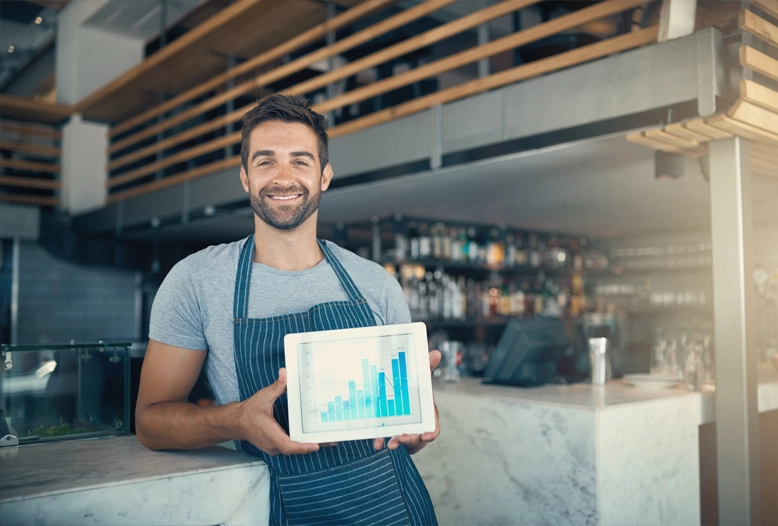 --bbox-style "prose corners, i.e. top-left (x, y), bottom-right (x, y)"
top-left (432, 225), bottom-right (442, 260)
top-left (419, 223), bottom-right (431, 259)
top-left (505, 234), bottom-right (516, 268)
top-left (450, 229), bottom-right (461, 262)
top-left (442, 226), bottom-right (452, 261)
top-left (467, 228), bottom-right (479, 263)
top-left (515, 234), bottom-right (528, 266)
top-left (529, 234), bottom-right (541, 268)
